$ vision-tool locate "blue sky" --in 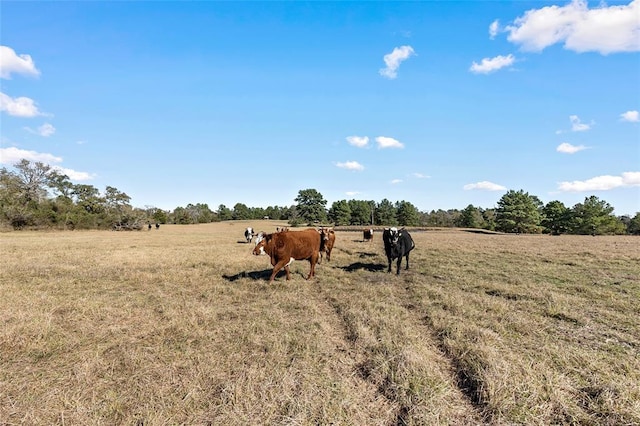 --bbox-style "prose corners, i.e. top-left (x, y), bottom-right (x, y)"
top-left (1, 1), bottom-right (639, 216)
